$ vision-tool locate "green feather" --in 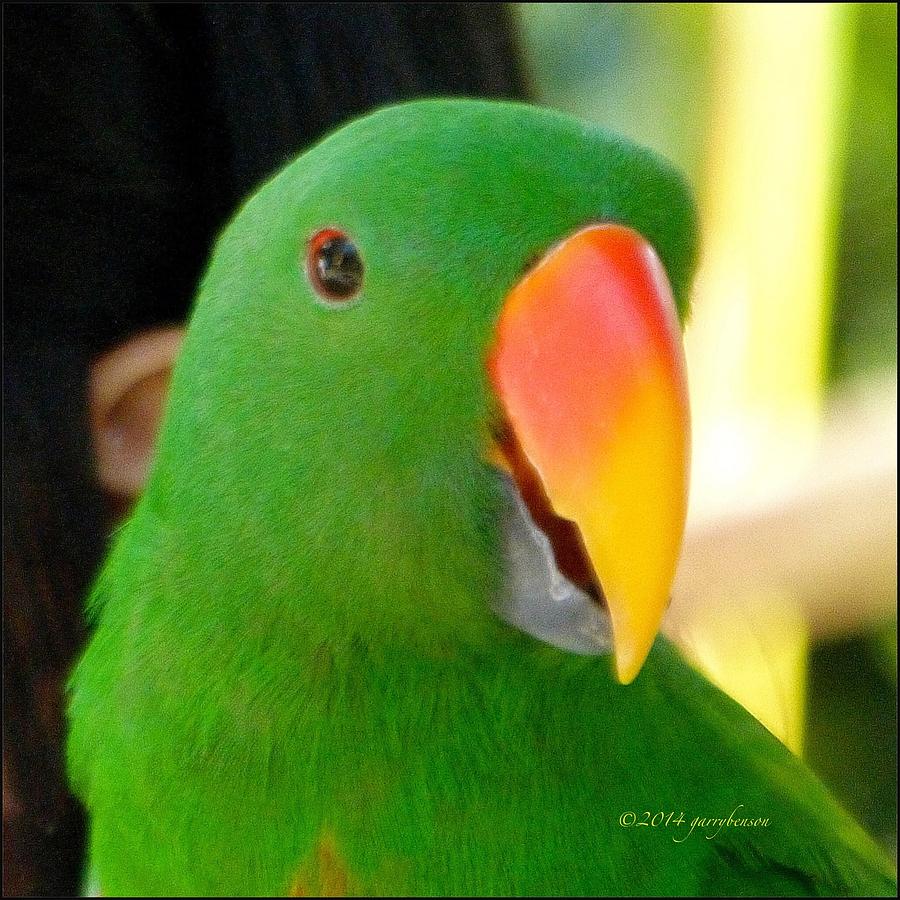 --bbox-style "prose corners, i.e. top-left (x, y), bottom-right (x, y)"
top-left (68, 99), bottom-right (894, 896)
